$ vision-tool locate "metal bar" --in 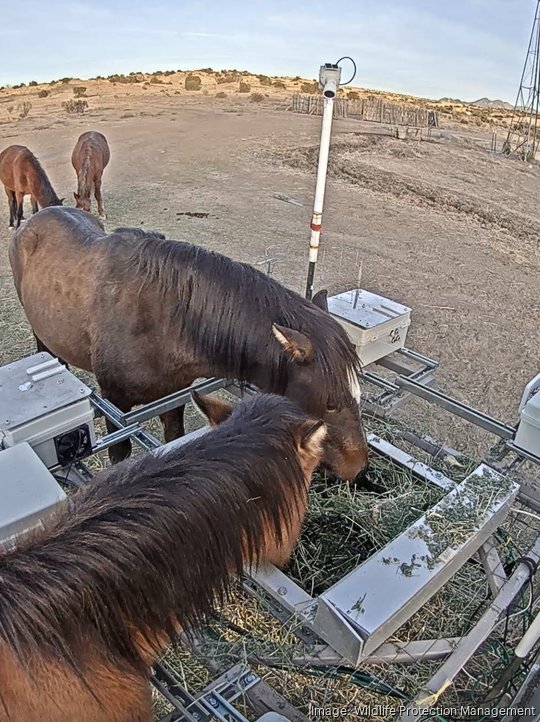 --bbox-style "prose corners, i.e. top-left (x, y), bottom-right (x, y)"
top-left (184, 633), bottom-right (311, 722)
top-left (505, 441), bottom-right (540, 467)
top-left (395, 377), bottom-right (516, 439)
top-left (90, 392), bottom-right (161, 450)
top-left (367, 433), bottom-right (456, 492)
top-left (91, 424), bottom-right (141, 453)
top-left (397, 347), bottom-right (439, 368)
top-left (255, 639), bottom-right (458, 668)
top-left (123, 378), bottom-right (229, 425)
top-left (478, 538), bottom-right (507, 596)
top-left (396, 536), bottom-right (540, 720)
